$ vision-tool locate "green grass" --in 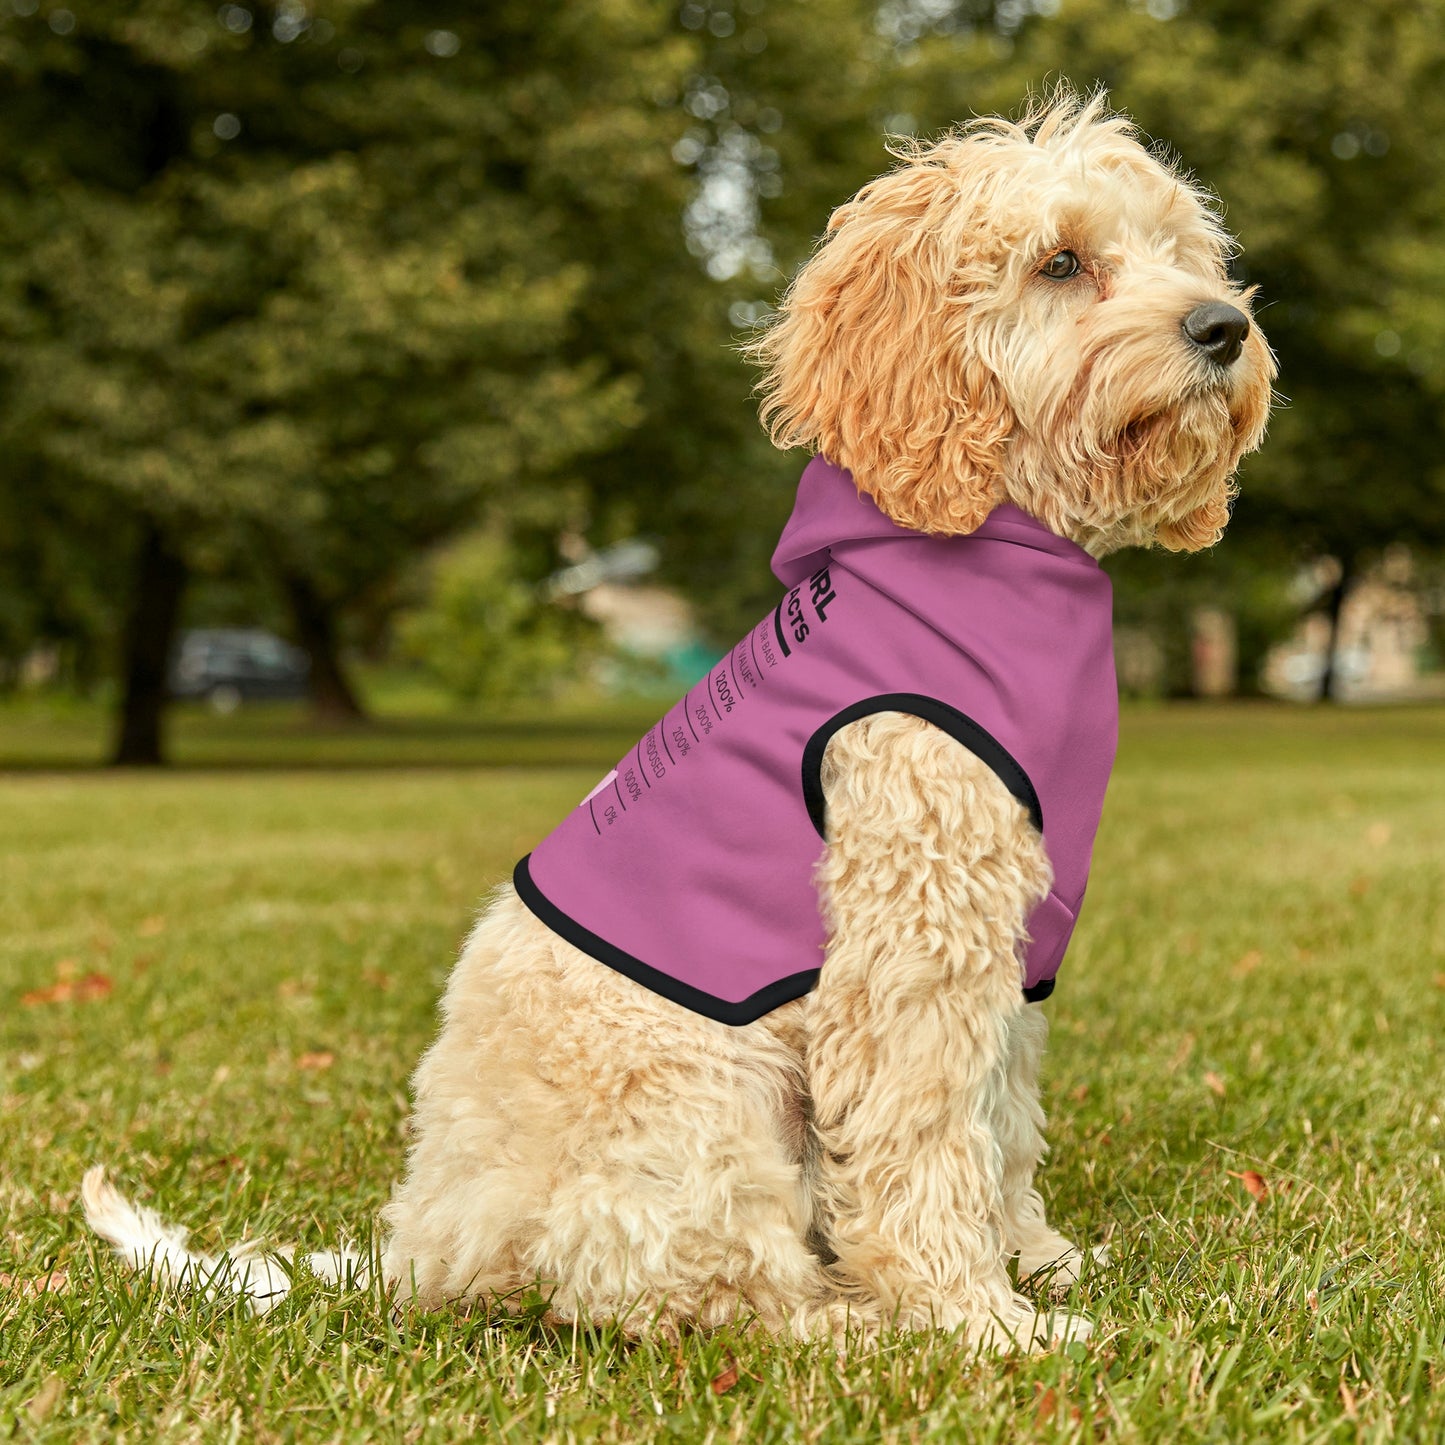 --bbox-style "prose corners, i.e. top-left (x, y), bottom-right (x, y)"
top-left (2, 702), bottom-right (1443, 1442)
